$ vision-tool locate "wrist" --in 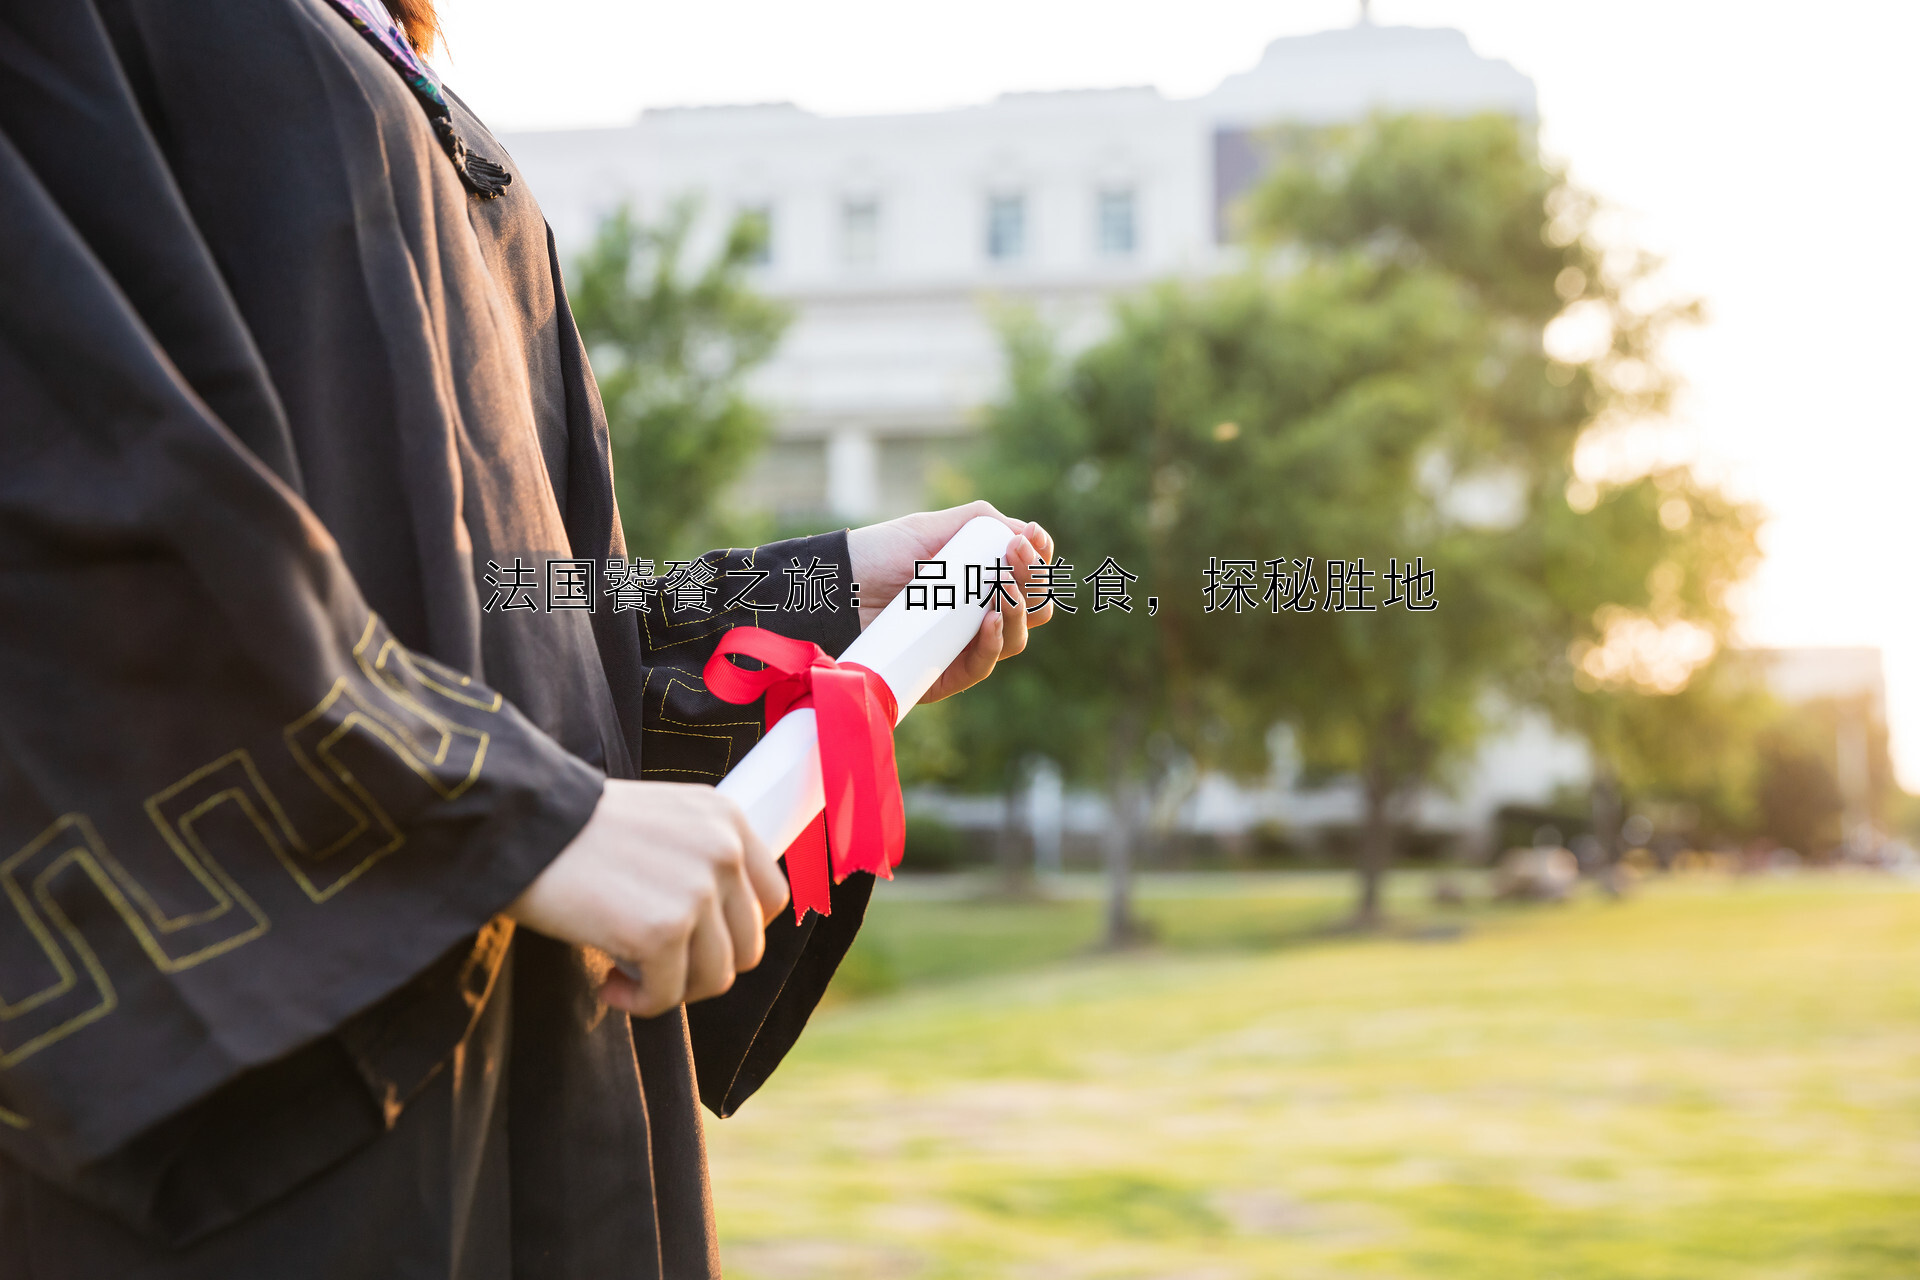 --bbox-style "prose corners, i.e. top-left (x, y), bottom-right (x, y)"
top-left (846, 523), bottom-right (882, 609)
